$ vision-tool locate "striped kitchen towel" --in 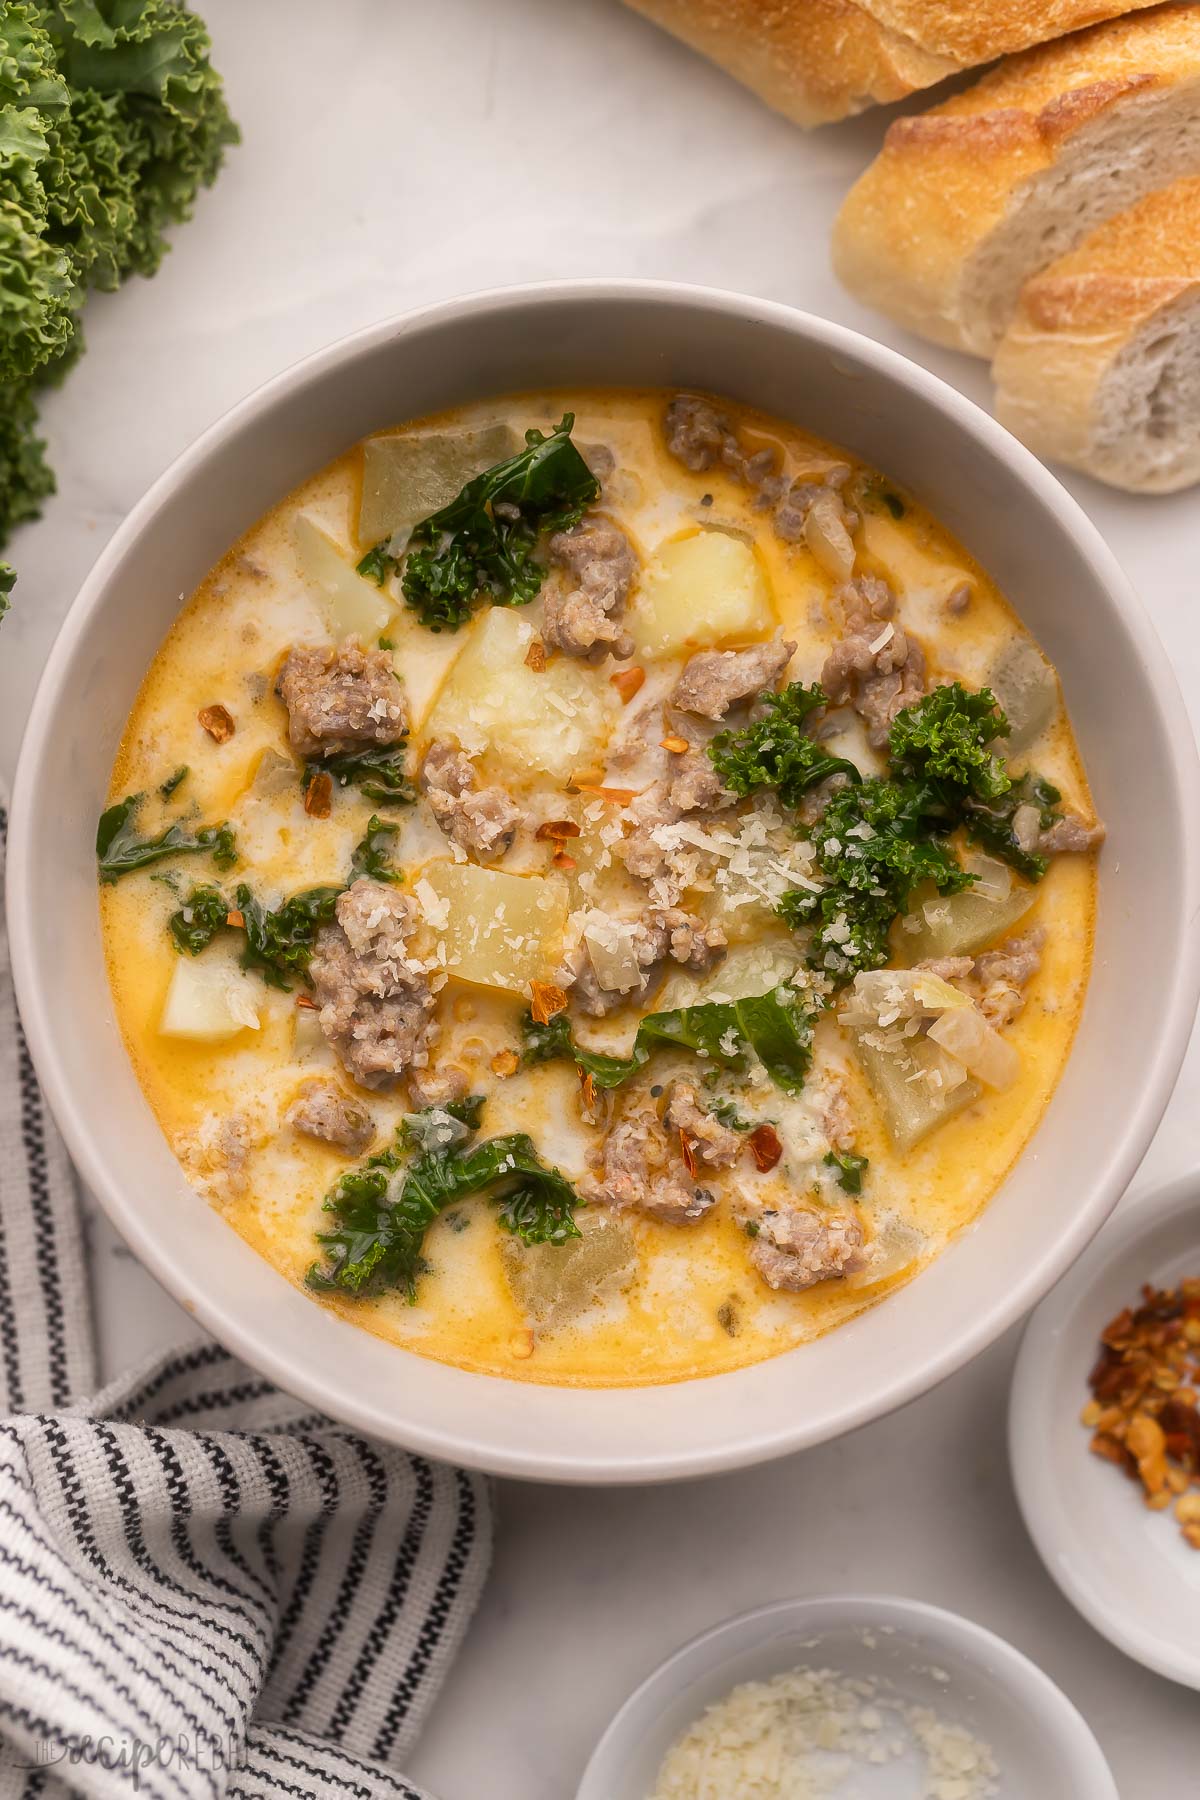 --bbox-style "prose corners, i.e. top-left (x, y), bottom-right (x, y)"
top-left (0, 811), bottom-right (492, 1799)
